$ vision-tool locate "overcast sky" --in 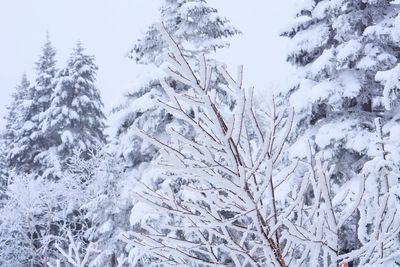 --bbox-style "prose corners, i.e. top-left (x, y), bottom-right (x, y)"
top-left (0, 0), bottom-right (294, 128)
